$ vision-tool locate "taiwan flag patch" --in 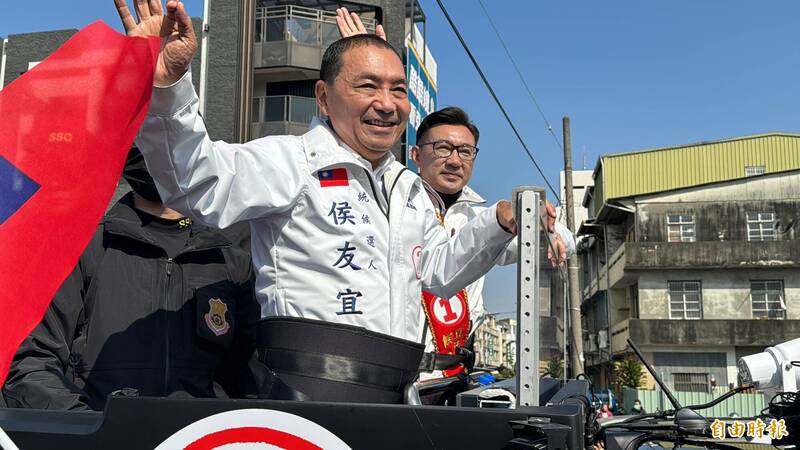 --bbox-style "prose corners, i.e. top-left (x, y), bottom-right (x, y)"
top-left (318, 168), bottom-right (349, 187)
